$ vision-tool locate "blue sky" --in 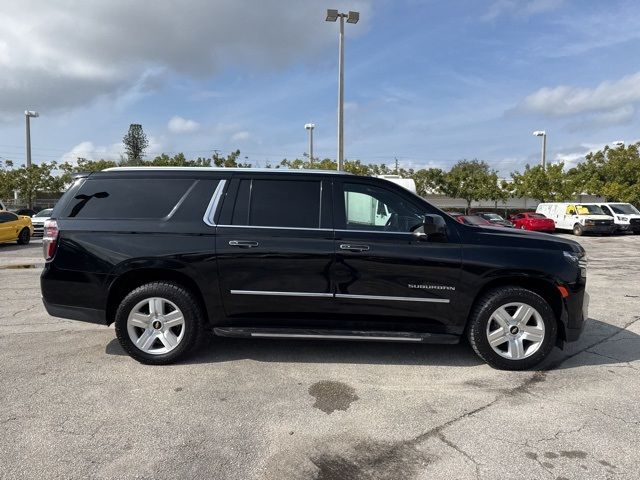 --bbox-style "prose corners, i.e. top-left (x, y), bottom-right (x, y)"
top-left (1, 0), bottom-right (639, 175)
